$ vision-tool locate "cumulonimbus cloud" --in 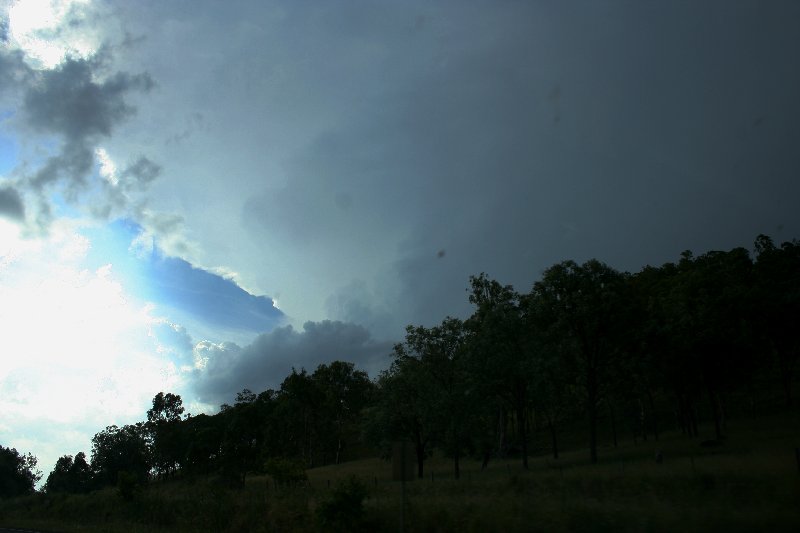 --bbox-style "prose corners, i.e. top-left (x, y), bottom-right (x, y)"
top-left (190, 319), bottom-right (392, 406)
